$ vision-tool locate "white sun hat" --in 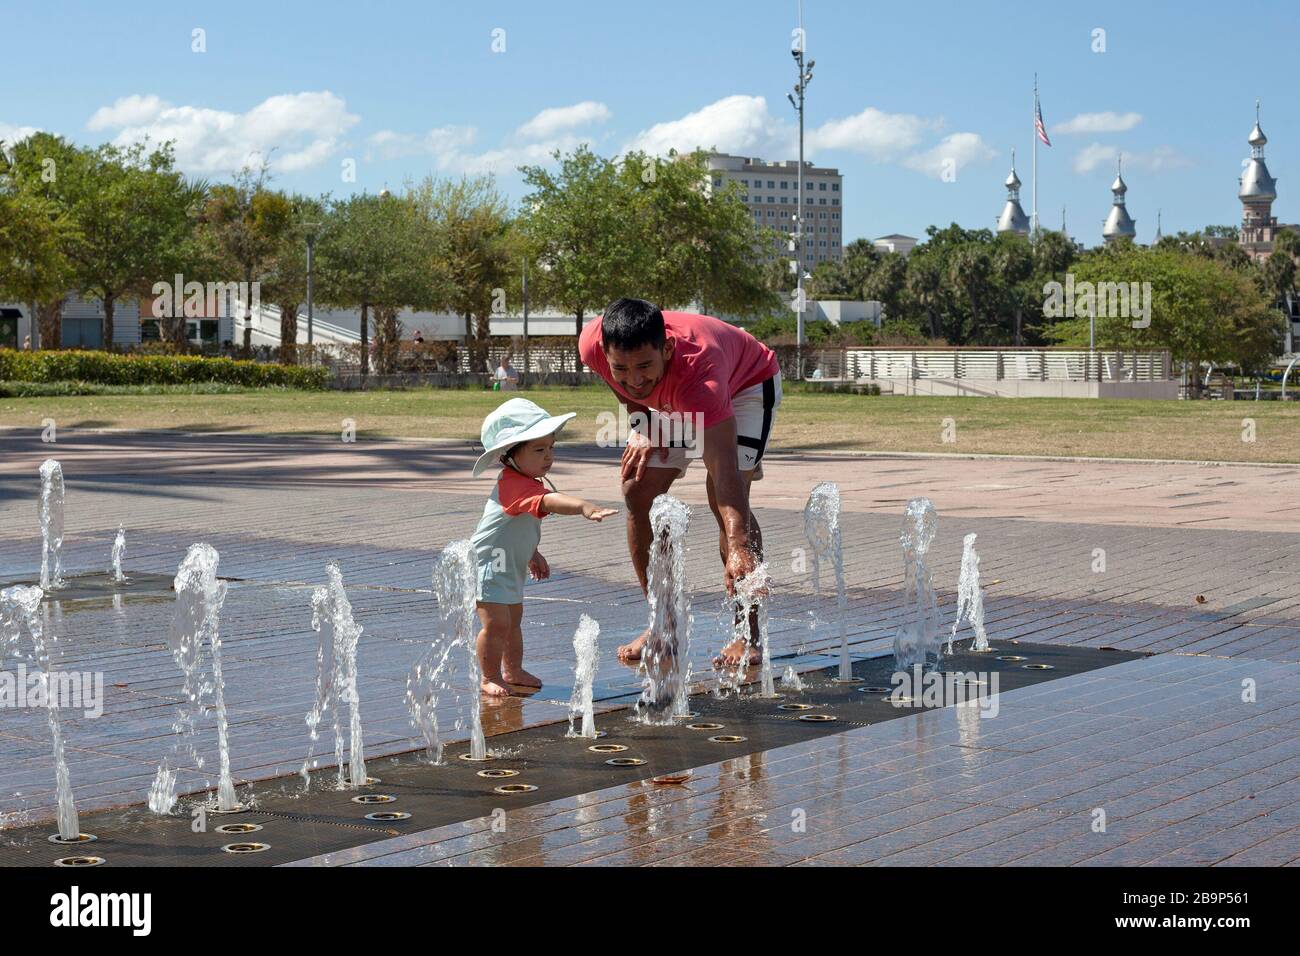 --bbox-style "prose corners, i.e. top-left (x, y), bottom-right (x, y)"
top-left (472, 398), bottom-right (577, 478)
